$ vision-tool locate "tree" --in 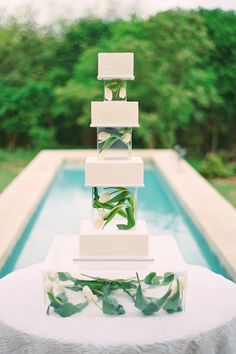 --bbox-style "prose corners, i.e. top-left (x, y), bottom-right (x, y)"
top-left (0, 10), bottom-right (235, 154)
top-left (200, 9), bottom-right (236, 153)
